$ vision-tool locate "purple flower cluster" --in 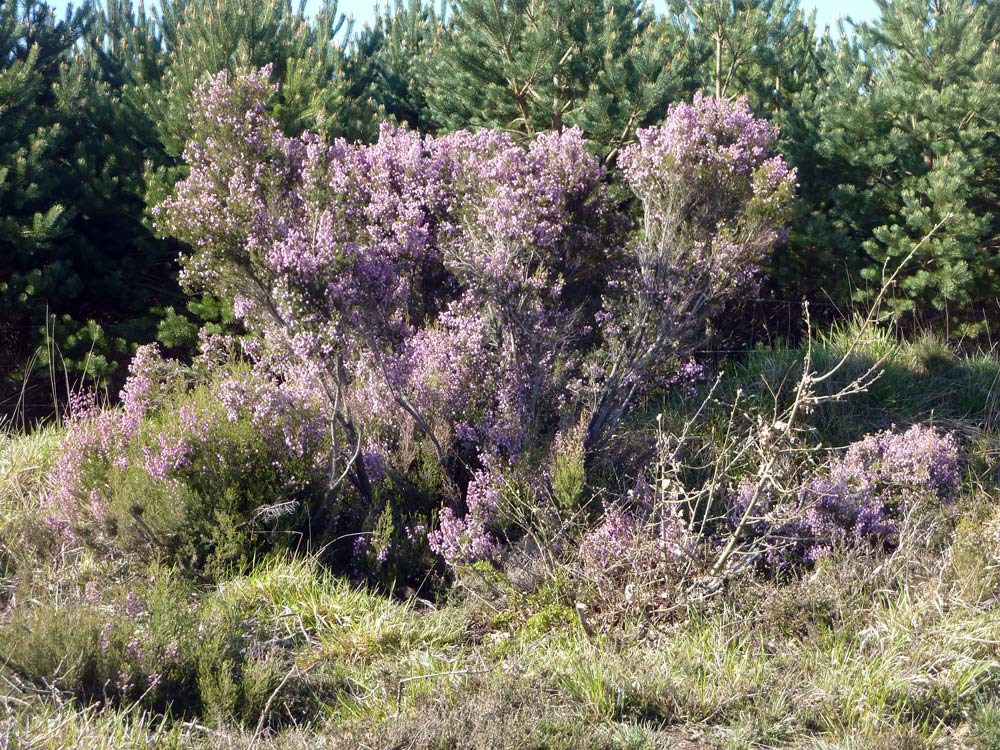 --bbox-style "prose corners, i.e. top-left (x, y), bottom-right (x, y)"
top-left (621, 96), bottom-right (793, 288)
top-left (45, 338), bottom-right (330, 547)
top-left (47, 346), bottom-right (183, 526)
top-left (730, 425), bottom-right (960, 564)
top-left (656, 358), bottom-right (708, 397)
top-left (579, 493), bottom-right (693, 580)
top-left (584, 95), bottom-right (796, 449)
top-left (400, 304), bottom-right (534, 461)
top-left (622, 94), bottom-right (794, 290)
top-left (428, 468), bottom-right (504, 565)
top-left (620, 95), bottom-right (794, 279)
top-left (213, 367), bottom-right (327, 462)
top-left (48, 358), bottom-right (147, 532)
top-left (580, 503), bottom-right (645, 572)
top-left (844, 423), bottom-right (960, 503)
top-left (48, 397), bottom-right (131, 535)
